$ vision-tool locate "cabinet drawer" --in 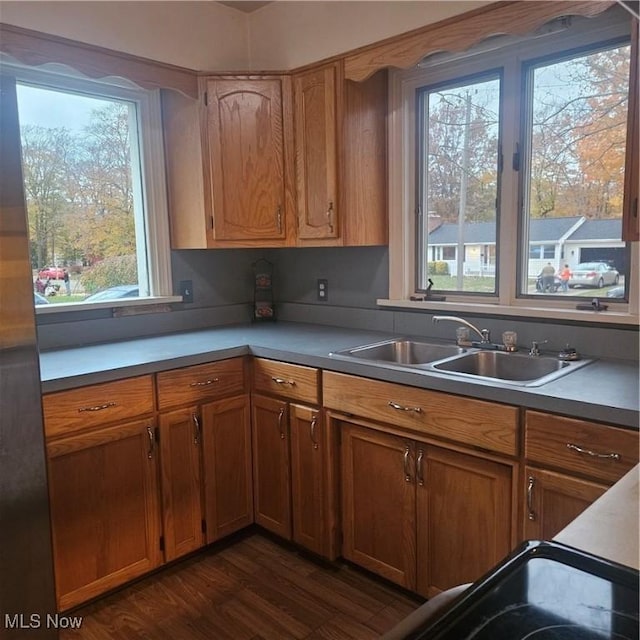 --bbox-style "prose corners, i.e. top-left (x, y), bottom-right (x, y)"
top-left (43, 375), bottom-right (154, 439)
top-left (157, 358), bottom-right (245, 410)
top-left (253, 358), bottom-right (320, 404)
top-left (324, 372), bottom-right (518, 456)
top-left (525, 410), bottom-right (639, 484)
